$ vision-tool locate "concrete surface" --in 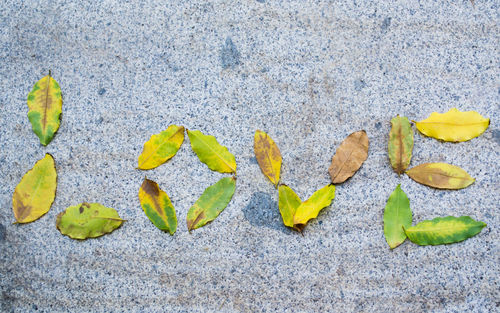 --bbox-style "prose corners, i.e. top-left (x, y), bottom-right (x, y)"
top-left (0, 1), bottom-right (499, 312)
